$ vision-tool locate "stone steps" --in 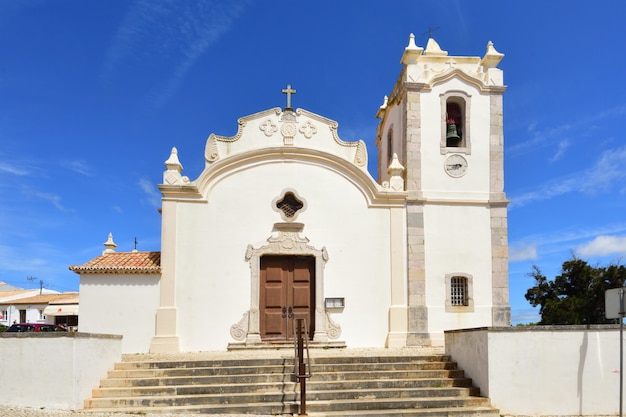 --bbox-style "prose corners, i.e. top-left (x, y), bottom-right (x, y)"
top-left (87, 387), bottom-right (481, 406)
top-left (92, 377), bottom-right (474, 397)
top-left (83, 352), bottom-right (499, 416)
